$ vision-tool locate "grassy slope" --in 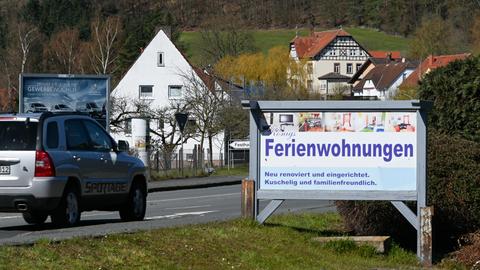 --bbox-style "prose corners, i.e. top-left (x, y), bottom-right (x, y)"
top-left (179, 27), bottom-right (410, 66)
top-left (0, 213), bottom-right (427, 269)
